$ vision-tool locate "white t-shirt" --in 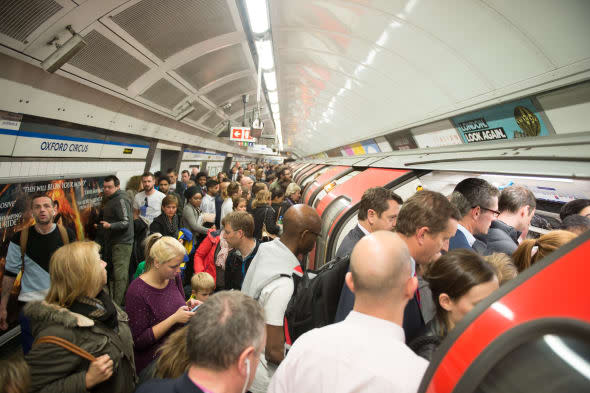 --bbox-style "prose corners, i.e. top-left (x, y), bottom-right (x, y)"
top-left (133, 190), bottom-right (166, 225)
top-left (219, 198), bottom-right (234, 229)
top-left (250, 277), bottom-right (294, 393)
